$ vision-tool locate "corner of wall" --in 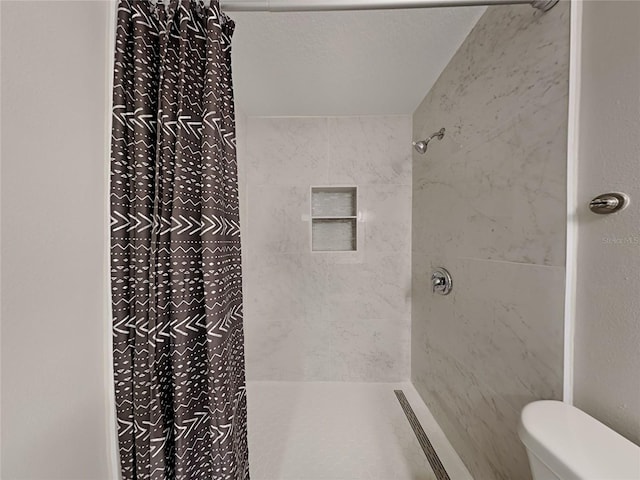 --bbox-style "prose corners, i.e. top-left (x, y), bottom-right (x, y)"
top-left (104, 0), bottom-right (121, 477)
